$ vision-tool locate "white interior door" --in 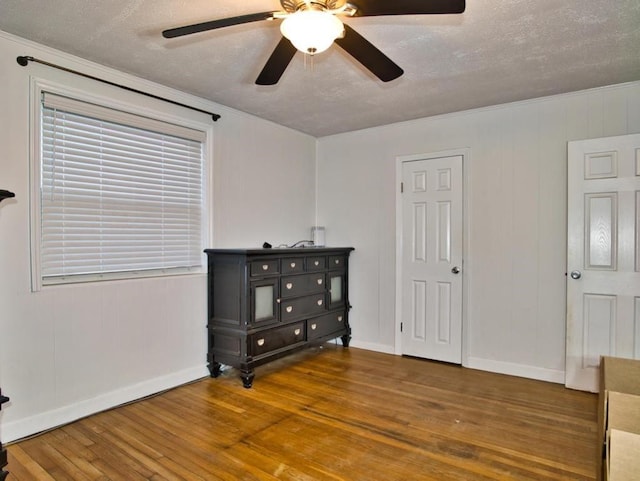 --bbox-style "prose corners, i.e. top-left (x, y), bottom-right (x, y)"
top-left (566, 133), bottom-right (640, 392)
top-left (400, 155), bottom-right (463, 363)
